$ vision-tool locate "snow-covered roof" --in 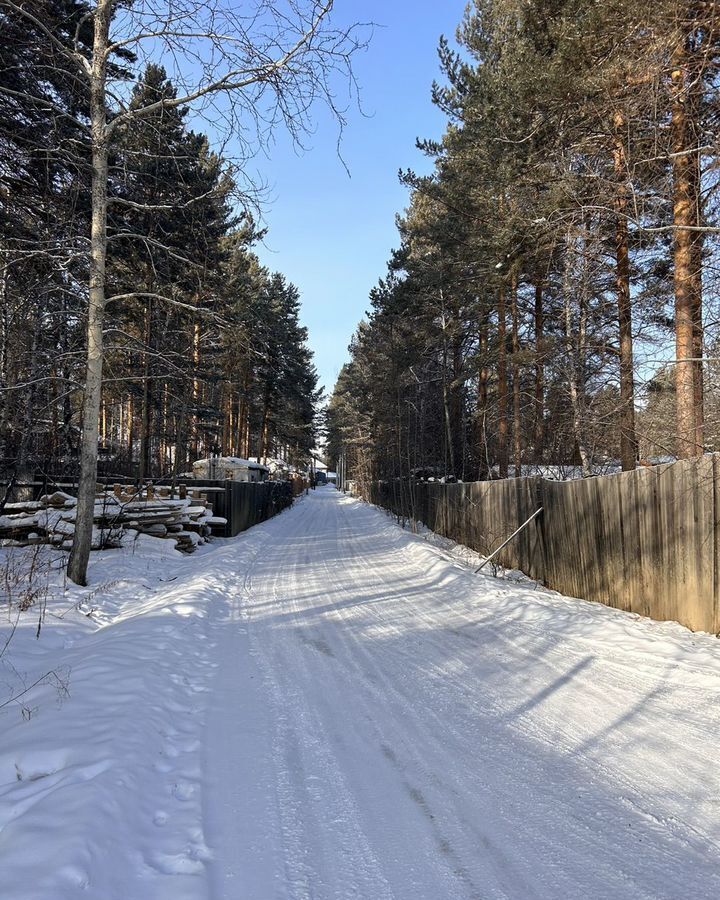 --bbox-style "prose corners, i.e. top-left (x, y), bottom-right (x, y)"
top-left (193, 456), bottom-right (269, 471)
